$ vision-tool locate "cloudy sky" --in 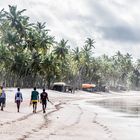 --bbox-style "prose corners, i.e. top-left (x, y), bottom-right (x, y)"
top-left (0, 0), bottom-right (140, 59)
